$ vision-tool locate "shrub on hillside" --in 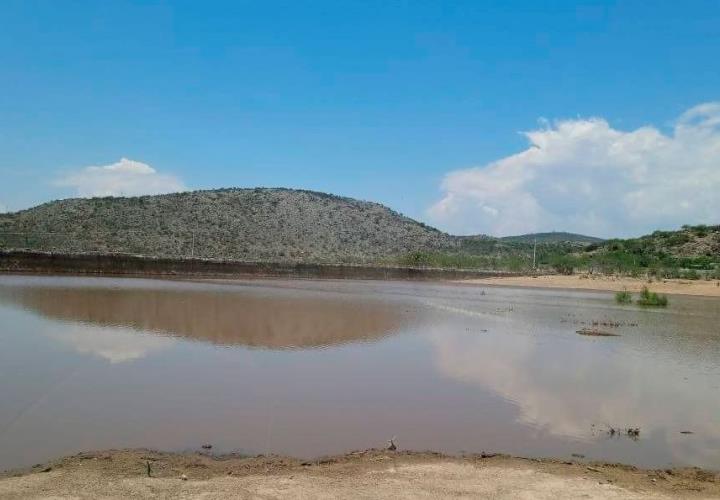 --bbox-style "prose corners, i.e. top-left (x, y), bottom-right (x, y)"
top-left (681, 269), bottom-right (700, 280)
